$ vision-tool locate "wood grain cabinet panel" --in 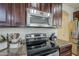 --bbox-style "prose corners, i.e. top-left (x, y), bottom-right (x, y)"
top-left (27, 3), bottom-right (41, 10)
top-left (27, 3), bottom-right (52, 13)
top-left (0, 3), bottom-right (11, 27)
top-left (0, 3), bottom-right (26, 27)
top-left (11, 3), bottom-right (26, 27)
top-left (40, 3), bottom-right (51, 13)
top-left (51, 3), bottom-right (62, 28)
top-left (59, 44), bottom-right (72, 56)
top-left (73, 11), bottom-right (79, 20)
